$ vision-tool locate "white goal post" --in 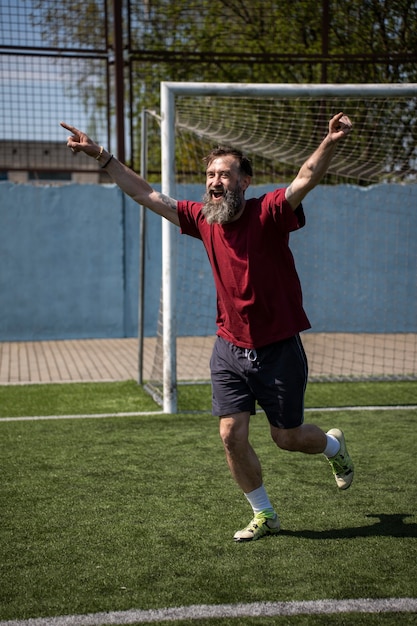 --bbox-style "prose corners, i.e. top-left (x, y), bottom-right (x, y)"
top-left (157, 82), bottom-right (417, 413)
